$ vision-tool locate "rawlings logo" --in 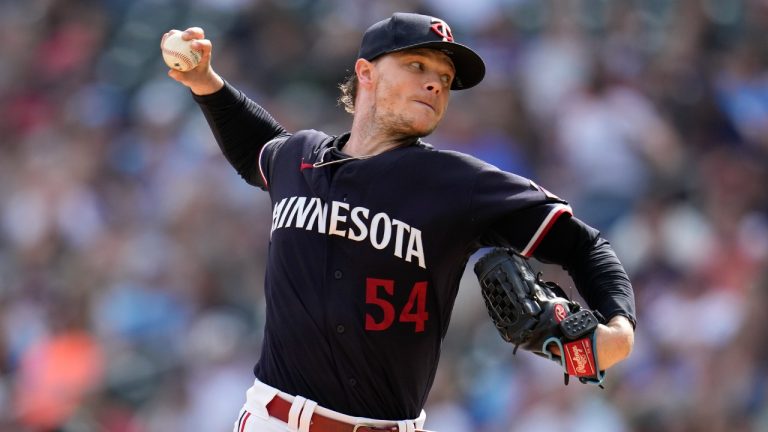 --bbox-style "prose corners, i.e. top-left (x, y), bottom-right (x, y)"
top-left (564, 339), bottom-right (595, 376)
top-left (569, 345), bottom-right (589, 374)
top-left (554, 304), bottom-right (567, 323)
top-left (430, 18), bottom-right (454, 42)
